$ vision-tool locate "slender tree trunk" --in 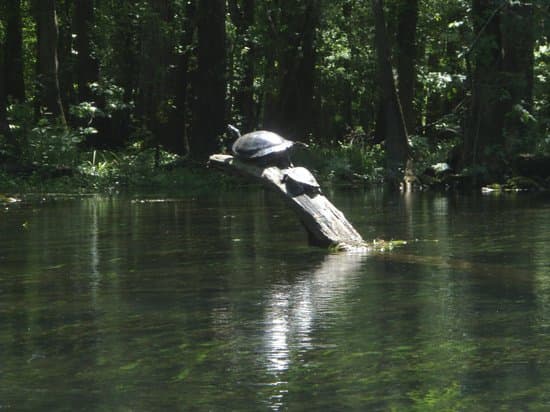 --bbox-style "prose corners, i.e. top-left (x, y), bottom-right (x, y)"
top-left (166, 0), bottom-right (196, 154)
top-left (167, 1), bottom-right (196, 154)
top-left (5, 0), bottom-right (25, 102)
top-left (424, 53), bottom-right (442, 135)
top-left (342, 1), bottom-right (354, 130)
top-left (111, 2), bottom-right (138, 106)
top-left (230, 0), bottom-right (256, 132)
top-left (263, 0), bottom-right (319, 139)
top-left (75, 0), bottom-right (99, 103)
top-left (0, 36), bottom-right (13, 153)
top-left (94, 0), bottom-right (139, 148)
top-left (56, 0), bottom-right (76, 112)
top-left (280, 0), bottom-right (318, 139)
top-left (190, 0), bottom-right (226, 160)
top-left (371, 0), bottom-right (410, 183)
top-left (261, 6), bottom-right (278, 131)
top-left (34, 0), bottom-right (67, 127)
top-left (395, 0), bottom-right (418, 134)
top-left (501, 1), bottom-right (534, 152)
top-left (136, 0), bottom-right (174, 144)
top-left (463, 0), bottom-right (505, 176)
